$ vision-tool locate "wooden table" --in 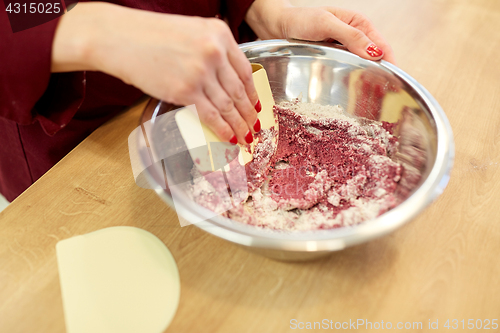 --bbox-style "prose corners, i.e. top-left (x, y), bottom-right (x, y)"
top-left (1, 0), bottom-right (500, 332)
